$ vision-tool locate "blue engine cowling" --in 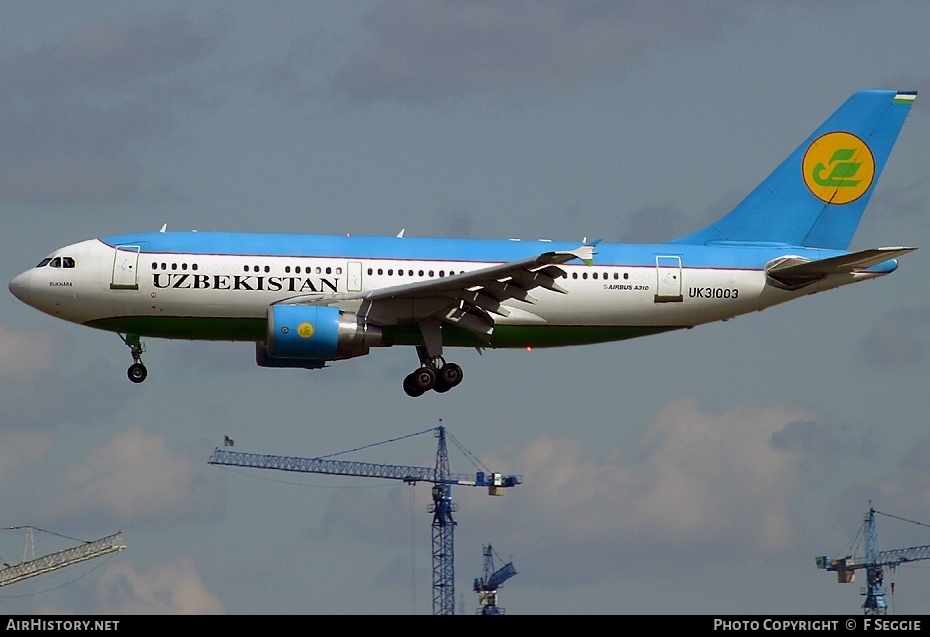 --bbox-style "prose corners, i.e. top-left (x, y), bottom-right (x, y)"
top-left (257, 305), bottom-right (382, 368)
